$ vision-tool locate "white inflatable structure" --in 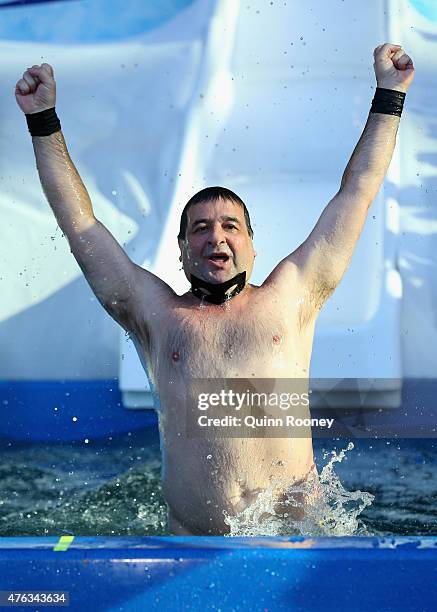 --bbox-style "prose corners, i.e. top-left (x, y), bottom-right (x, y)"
top-left (120, 0), bottom-right (403, 409)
